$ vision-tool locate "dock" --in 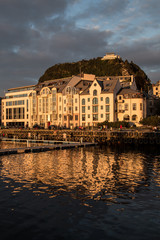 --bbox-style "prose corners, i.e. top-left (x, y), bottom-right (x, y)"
top-left (0, 139), bottom-right (96, 156)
